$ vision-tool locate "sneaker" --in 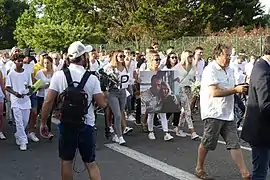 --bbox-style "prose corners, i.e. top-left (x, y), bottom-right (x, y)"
top-left (237, 126), bottom-right (243, 131)
top-left (176, 130), bottom-right (187, 137)
top-left (19, 144), bottom-right (27, 151)
top-left (118, 136), bottom-right (126, 145)
top-left (28, 132), bottom-right (39, 142)
top-left (109, 126), bottom-right (114, 133)
top-left (191, 132), bottom-right (200, 140)
top-left (14, 134), bottom-right (20, 145)
top-left (0, 132), bottom-right (6, 140)
top-left (164, 133), bottom-right (174, 141)
top-left (123, 127), bottom-right (133, 135)
top-left (127, 115), bottom-right (136, 121)
top-left (112, 134), bottom-right (119, 143)
top-left (48, 132), bottom-right (54, 140)
top-left (148, 132), bottom-right (156, 140)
